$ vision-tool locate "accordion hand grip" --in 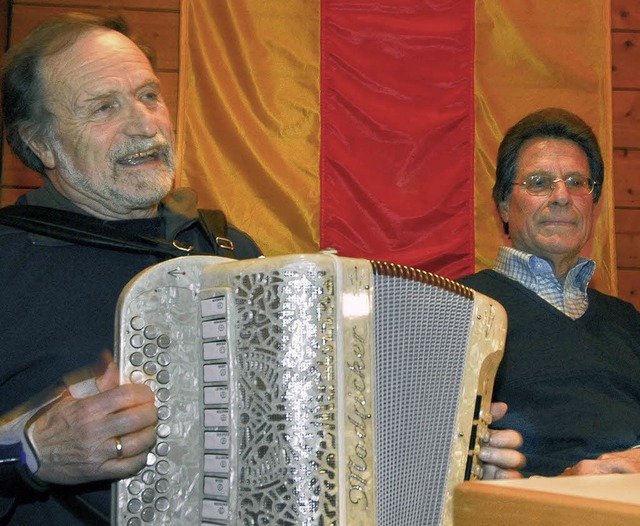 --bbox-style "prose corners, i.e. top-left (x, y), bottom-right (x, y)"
top-left (112, 253), bottom-right (506, 526)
